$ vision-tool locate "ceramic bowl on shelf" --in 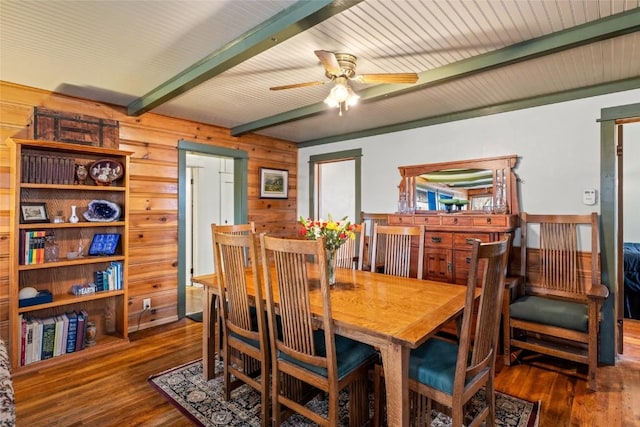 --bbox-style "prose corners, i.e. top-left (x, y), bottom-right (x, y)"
top-left (89, 158), bottom-right (124, 185)
top-left (66, 251), bottom-right (80, 259)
